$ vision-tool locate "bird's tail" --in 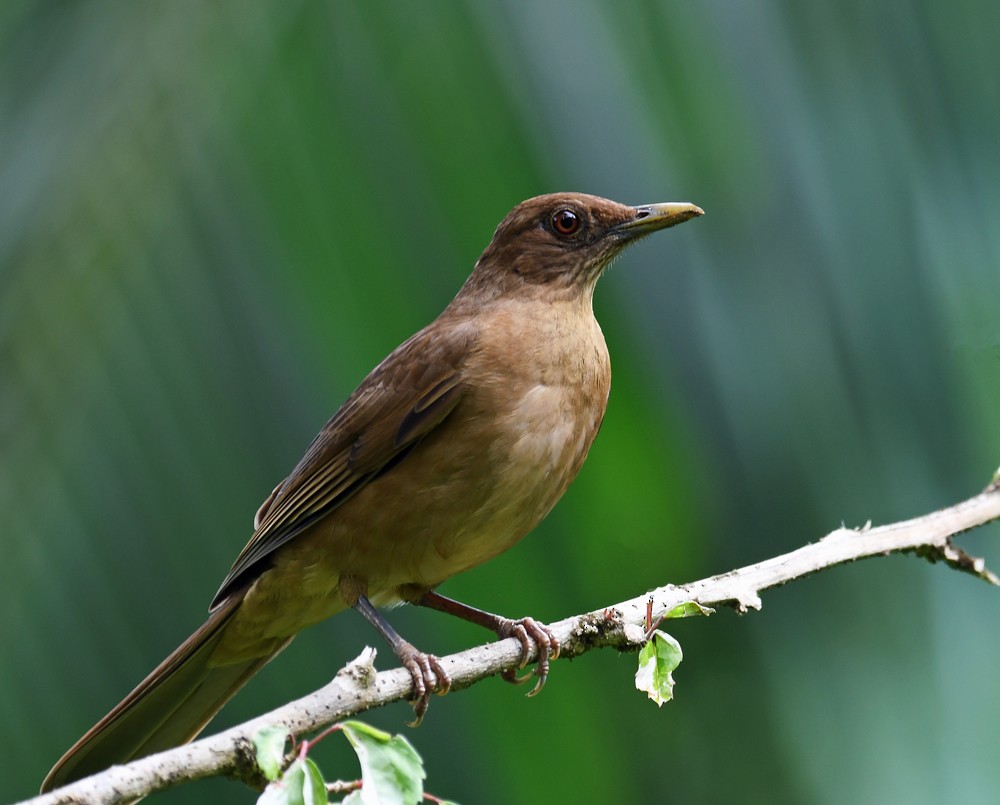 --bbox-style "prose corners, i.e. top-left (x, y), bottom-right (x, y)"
top-left (41, 595), bottom-right (291, 793)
